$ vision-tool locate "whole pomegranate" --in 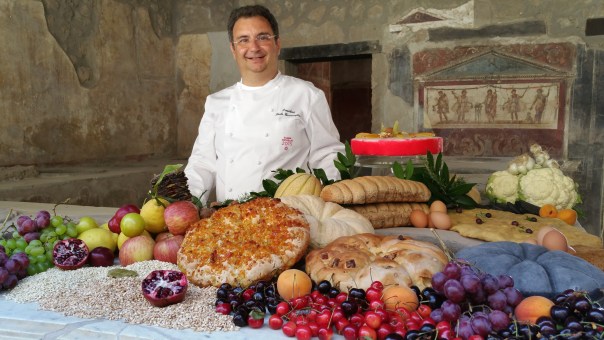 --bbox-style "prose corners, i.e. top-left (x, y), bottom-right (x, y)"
top-left (53, 238), bottom-right (90, 270)
top-left (141, 270), bottom-right (188, 307)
